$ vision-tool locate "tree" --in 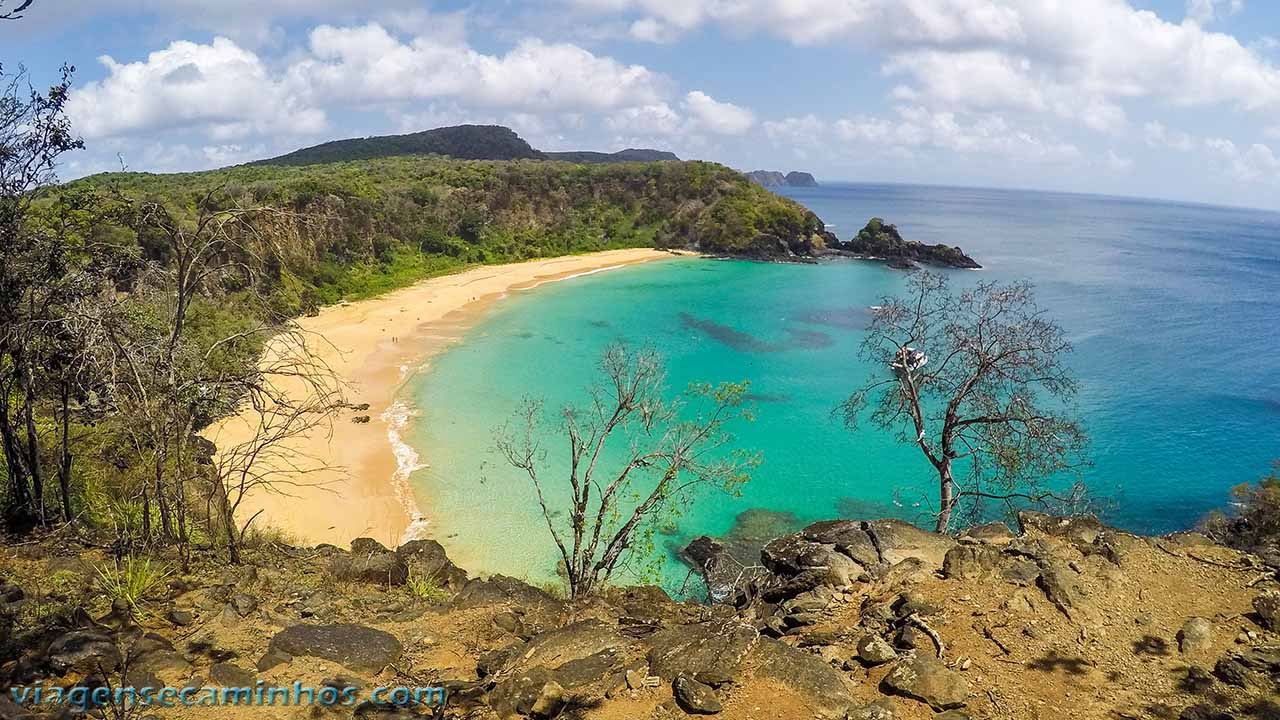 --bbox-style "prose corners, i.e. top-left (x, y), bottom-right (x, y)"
top-left (1201, 460), bottom-right (1280, 562)
top-left (0, 62), bottom-right (83, 524)
top-left (840, 271), bottom-right (1088, 533)
top-left (497, 345), bottom-right (758, 599)
top-left (0, 1), bottom-right (34, 20)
